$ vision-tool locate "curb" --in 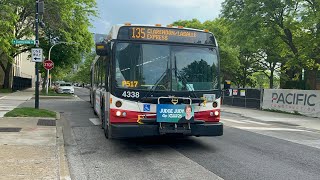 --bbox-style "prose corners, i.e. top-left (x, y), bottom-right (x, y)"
top-left (31, 96), bottom-right (76, 99)
top-left (56, 112), bottom-right (72, 180)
